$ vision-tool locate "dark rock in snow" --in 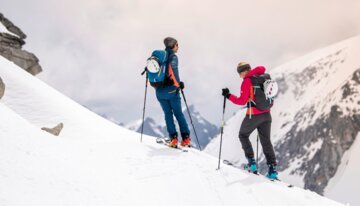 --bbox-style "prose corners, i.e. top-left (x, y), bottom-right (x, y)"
top-left (42, 123), bottom-right (64, 136)
top-left (0, 13), bottom-right (42, 75)
top-left (0, 77), bottom-right (4, 99)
